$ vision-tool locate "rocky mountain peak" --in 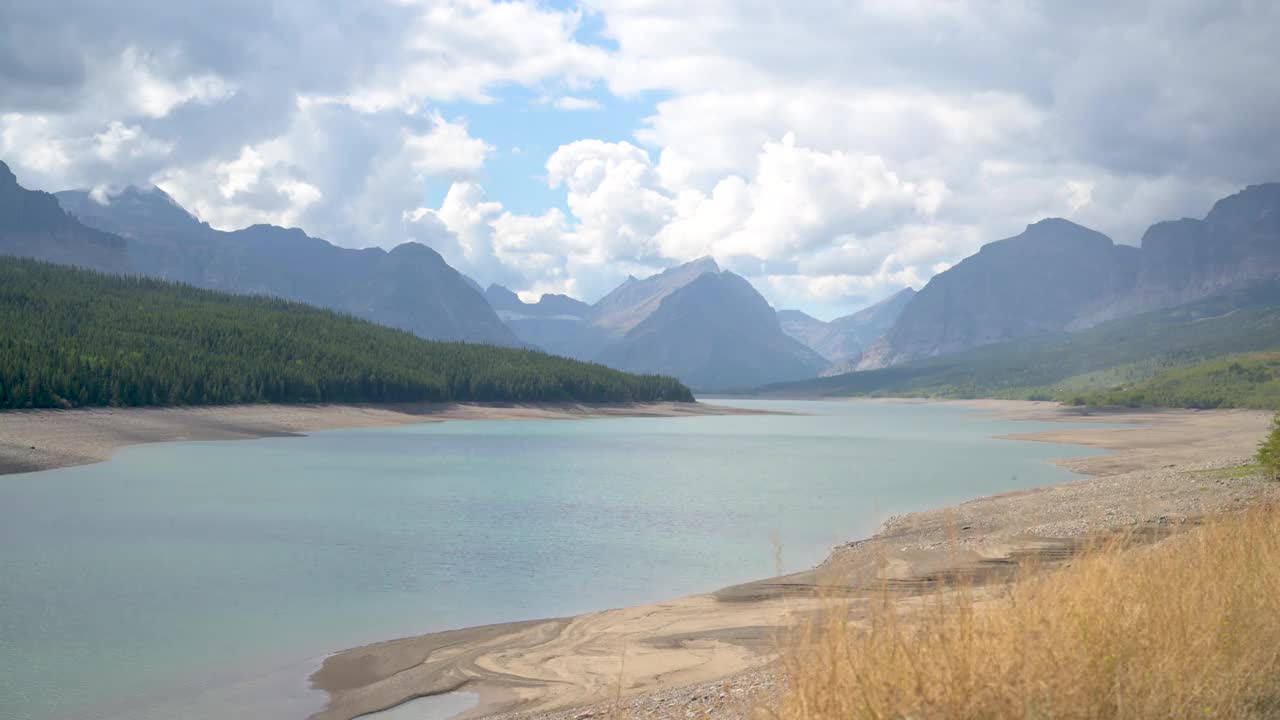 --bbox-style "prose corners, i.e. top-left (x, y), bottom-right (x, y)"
top-left (597, 268), bottom-right (827, 390)
top-left (535, 293), bottom-right (591, 317)
top-left (387, 241), bottom-right (446, 262)
top-left (685, 255), bottom-right (720, 273)
top-left (980, 218), bottom-right (1114, 256)
top-left (1203, 182), bottom-right (1280, 232)
top-left (591, 256), bottom-right (726, 334)
top-left (484, 284), bottom-right (523, 312)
